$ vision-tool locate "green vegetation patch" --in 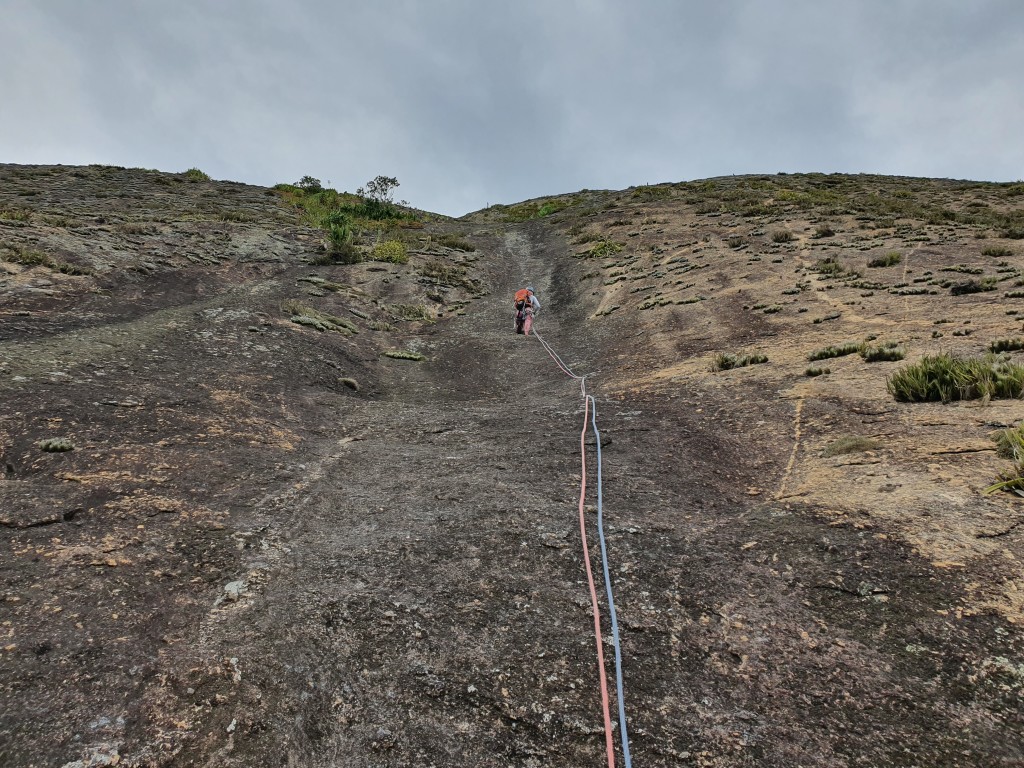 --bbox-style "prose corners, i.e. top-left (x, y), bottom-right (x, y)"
top-left (579, 238), bottom-right (625, 259)
top-left (282, 299), bottom-right (357, 335)
top-left (182, 167), bottom-right (210, 182)
top-left (867, 251), bottom-right (902, 268)
top-left (983, 245), bottom-right (1014, 258)
top-left (773, 187), bottom-right (849, 211)
top-left (813, 312), bottom-right (842, 324)
top-left (812, 257), bottom-right (859, 280)
top-left (887, 353), bottom-right (1024, 402)
top-left (860, 342), bottom-right (905, 362)
top-left (38, 438), bottom-right (74, 453)
top-left (0, 207), bottom-right (32, 222)
top-left (712, 352), bottom-right (768, 371)
top-left (1, 246), bottom-right (91, 275)
top-left (371, 239), bottom-right (408, 263)
top-left (638, 297), bottom-right (674, 310)
top-left (4, 247), bottom-right (49, 267)
top-left (572, 231), bottom-right (602, 245)
top-left (990, 338), bottom-right (1024, 353)
top-left (631, 185), bottom-right (672, 200)
top-left (822, 435), bottom-right (881, 457)
top-left (497, 196), bottom-right (574, 222)
top-left (808, 342), bottom-right (862, 361)
top-left (324, 211), bottom-right (360, 263)
top-left (808, 340), bottom-right (903, 363)
top-left (890, 286), bottom-right (932, 296)
top-left (275, 175), bottom-right (420, 262)
top-left (390, 303), bottom-right (434, 322)
top-left (383, 349), bottom-right (426, 361)
top-left (435, 233), bottom-right (476, 251)
top-left (297, 276), bottom-right (346, 292)
top-left (986, 424), bottom-right (1024, 494)
top-left (950, 277), bottom-right (997, 295)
